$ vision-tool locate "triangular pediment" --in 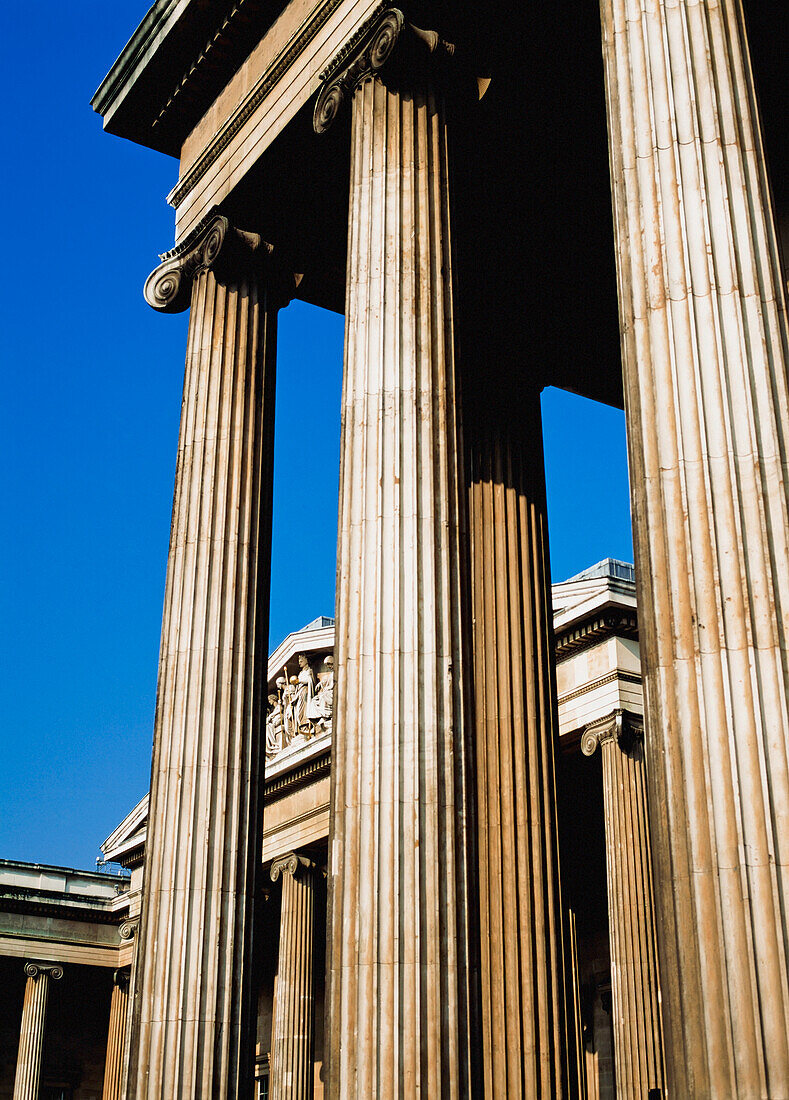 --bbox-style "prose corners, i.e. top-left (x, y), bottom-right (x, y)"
top-left (101, 793), bottom-right (149, 867)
